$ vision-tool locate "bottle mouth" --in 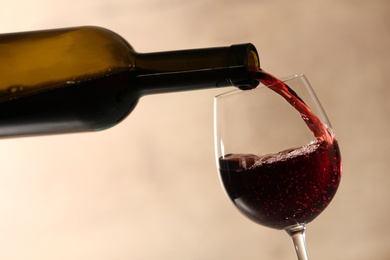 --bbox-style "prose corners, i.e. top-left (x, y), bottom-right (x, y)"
top-left (227, 43), bottom-right (261, 89)
top-left (248, 49), bottom-right (260, 72)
